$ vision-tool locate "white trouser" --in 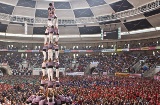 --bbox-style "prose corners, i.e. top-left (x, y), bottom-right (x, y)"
top-left (47, 68), bottom-right (53, 81)
top-left (42, 51), bottom-right (47, 61)
top-left (53, 18), bottom-right (58, 28)
top-left (44, 35), bottom-right (48, 44)
top-left (55, 50), bottom-right (59, 59)
top-left (48, 20), bottom-right (53, 27)
top-left (49, 33), bottom-right (53, 43)
top-left (48, 49), bottom-right (53, 60)
top-left (55, 35), bottom-right (59, 42)
top-left (56, 69), bottom-right (59, 78)
top-left (42, 68), bottom-right (45, 76)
